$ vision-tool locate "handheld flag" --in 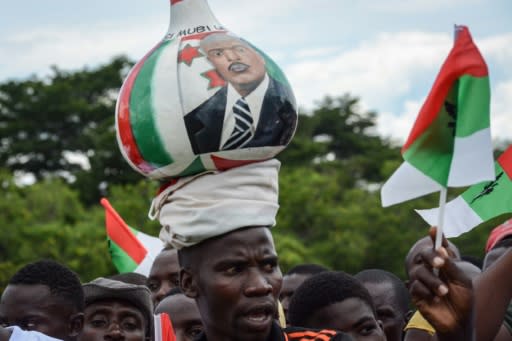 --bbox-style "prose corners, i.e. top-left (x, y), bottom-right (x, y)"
top-left (101, 198), bottom-right (164, 276)
top-left (416, 146), bottom-right (512, 237)
top-left (154, 313), bottom-right (176, 341)
top-left (381, 26), bottom-right (494, 207)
